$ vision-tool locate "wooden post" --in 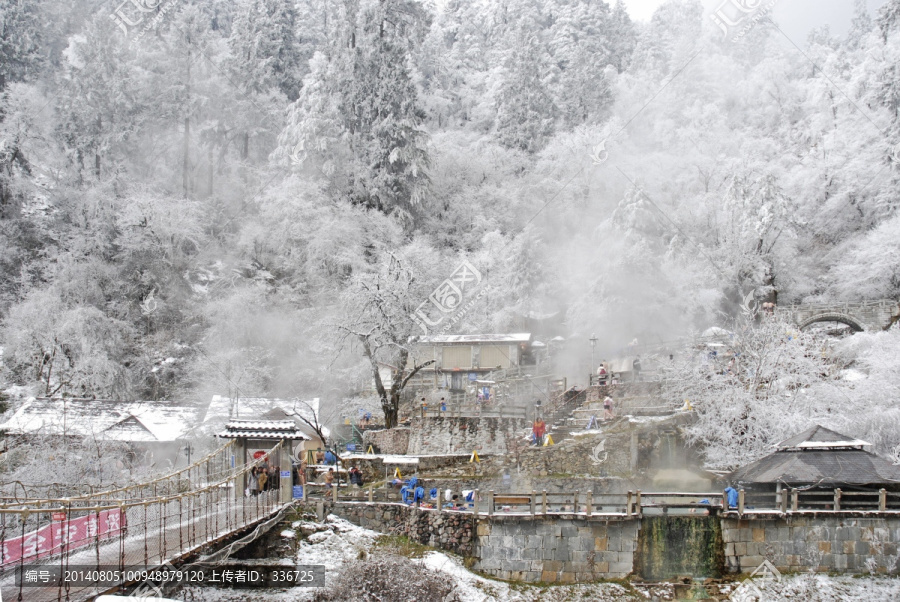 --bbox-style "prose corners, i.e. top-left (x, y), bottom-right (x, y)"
top-left (880, 489), bottom-right (887, 512)
top-left (488, 490), bottom-right (494, 516)
top-left (573, 491), bottom-right (579, 515)
top-left (332, 482), bottom-right (338, 503)
top-left (474, 489), bottom-right (480, 516)
top-left (791, 489), bottom-right (798, 512)
top-left (542, 490), bottom-right (548, 515)
top-left (636, 490), bottom-right (642, 517)
top-left (531, 491), bottom-right (536, 516)
top-left (834, 488), bottom-right (841, 511)
top-left (368, 484), bottom-right (374, 504)
top-left (626, 491), bottom-right (633, 518)
top-left (586, 491), bottom-right (593, 517)
top-left (780, 489), bottom-right (788, 514)
top-left (738, 489), bottom-right (745, 516)
top-left (722, 490), bottom-right (728, 511)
